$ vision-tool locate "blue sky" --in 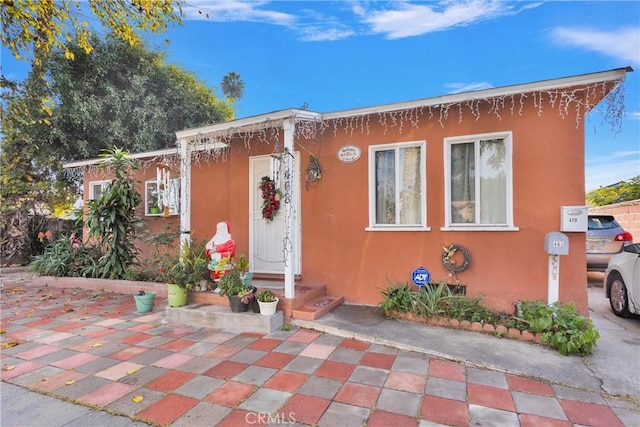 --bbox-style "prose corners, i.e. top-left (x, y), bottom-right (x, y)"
top-left (2, 1), bottom-right (639, 191)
